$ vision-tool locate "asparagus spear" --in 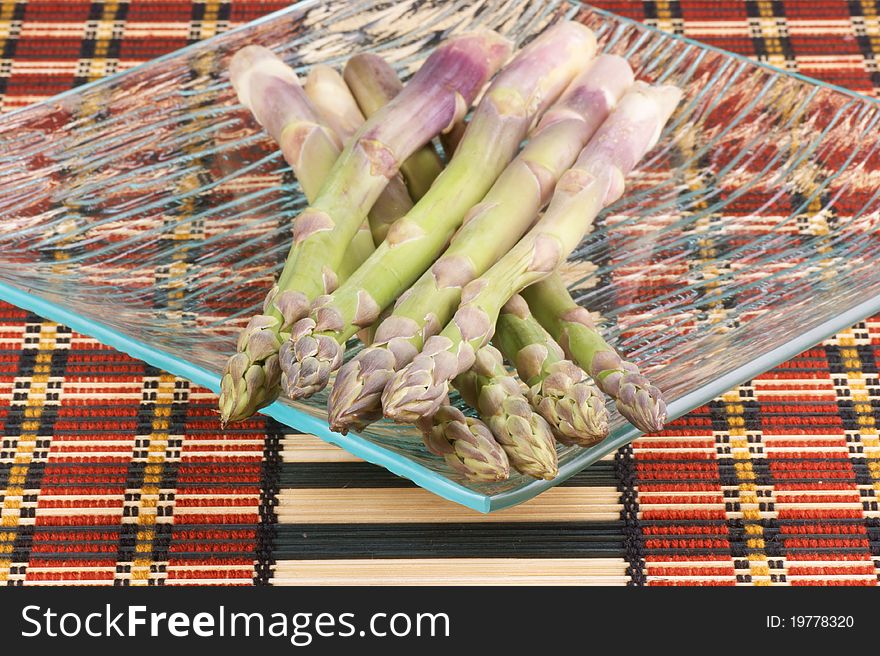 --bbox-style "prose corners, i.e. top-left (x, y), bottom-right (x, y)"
top-left (418, 403), bottom-right (510, 482)
top-left (383, 82), bottom-right (682, 422)
top-left (221, 50), bottom-right (385, 423)
top-left (493, 294), bottom-right (608, 446)
top-left (220, 47), bottom-right (350, 422)
top-left (221, 34), bottom-right (510, 422)
top-left (453, 346), bottom-right (558, 479)
top-left (305, 64), bottom-right (414, 244)
top-left (521, 274), bottom-right (667, 432)
top-left (280, 21), bottom-right (598, 401)
top-left (328, 54), bottom-right (633, 434)
top-left (343, 54), bottom-right (444, 201)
